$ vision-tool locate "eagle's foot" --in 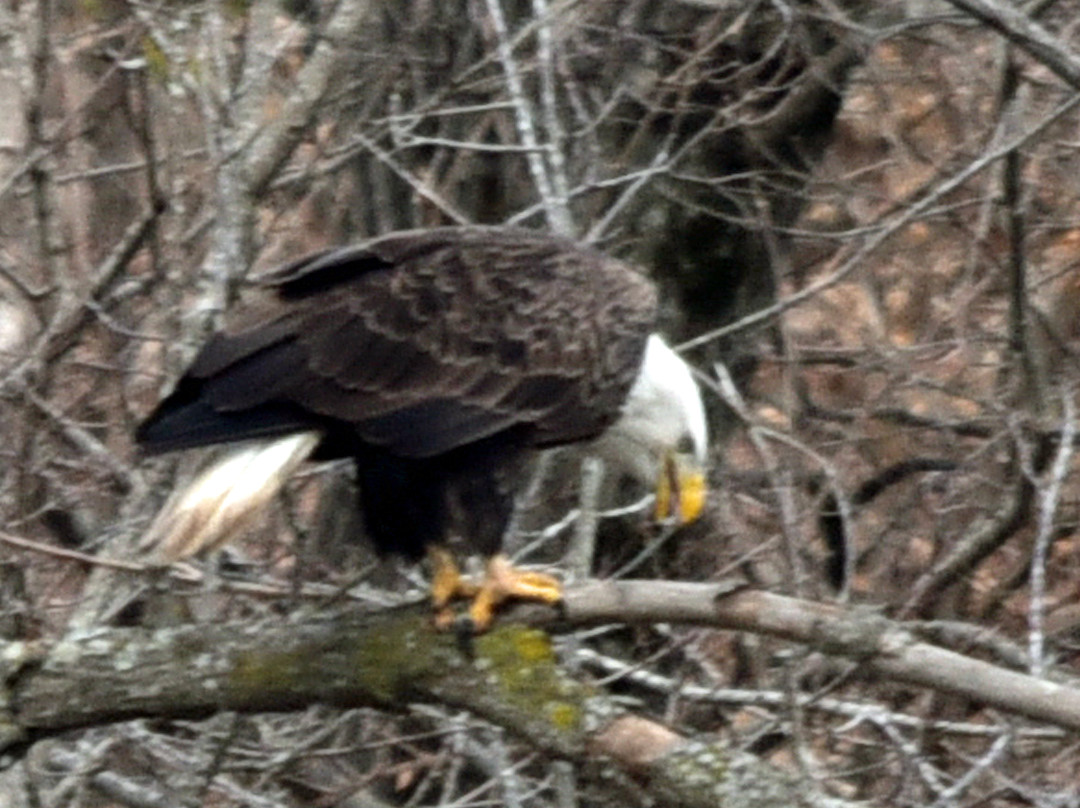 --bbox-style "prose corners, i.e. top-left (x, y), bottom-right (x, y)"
top-left (465, 554), bottom-right (562, 632)
top-left (428, 546), bottom-right (479, 629)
